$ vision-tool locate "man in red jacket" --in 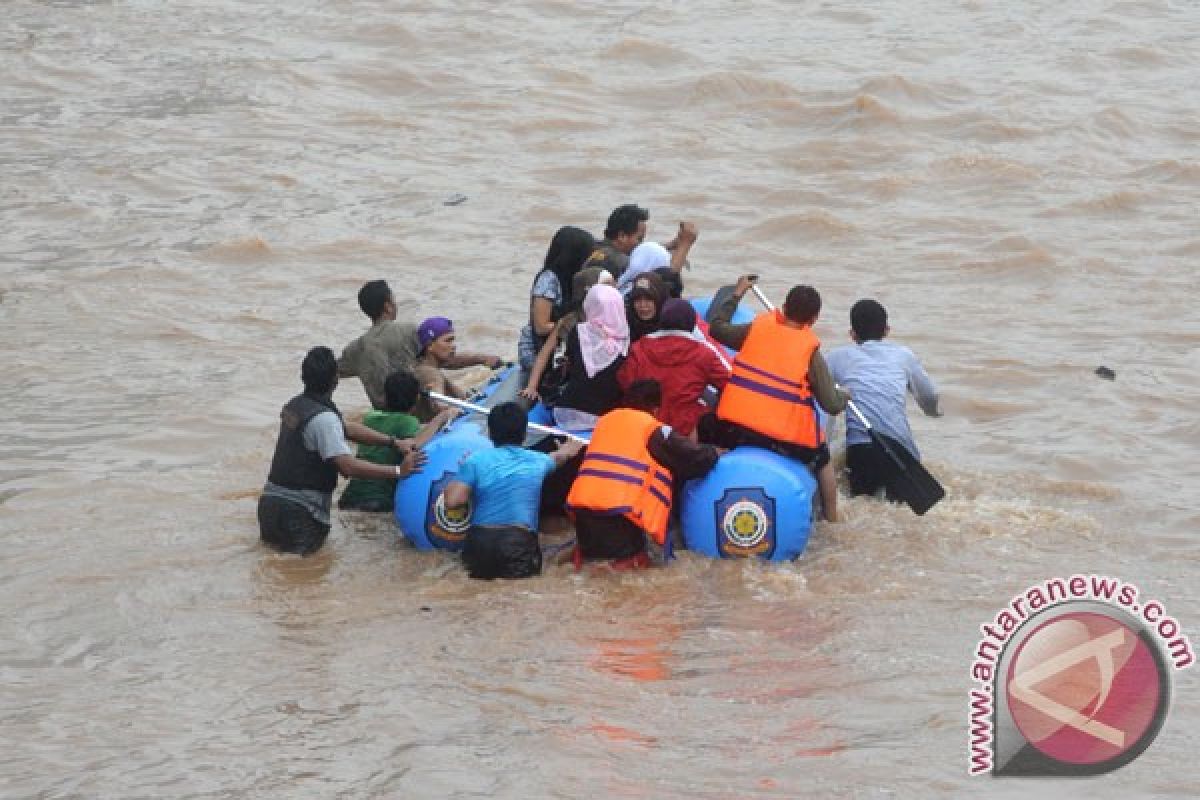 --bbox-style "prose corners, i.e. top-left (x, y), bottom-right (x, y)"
top-left (617, 299), bottom-right (731, 438)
